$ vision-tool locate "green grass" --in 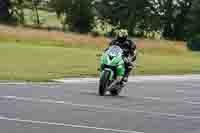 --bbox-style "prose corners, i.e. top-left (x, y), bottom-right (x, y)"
top-left (0, 42), bottom-right (99, 81)
top-left (136, 53), bottom-right (200, 75)
top-left (0, 40), bottom-right (200, 81)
